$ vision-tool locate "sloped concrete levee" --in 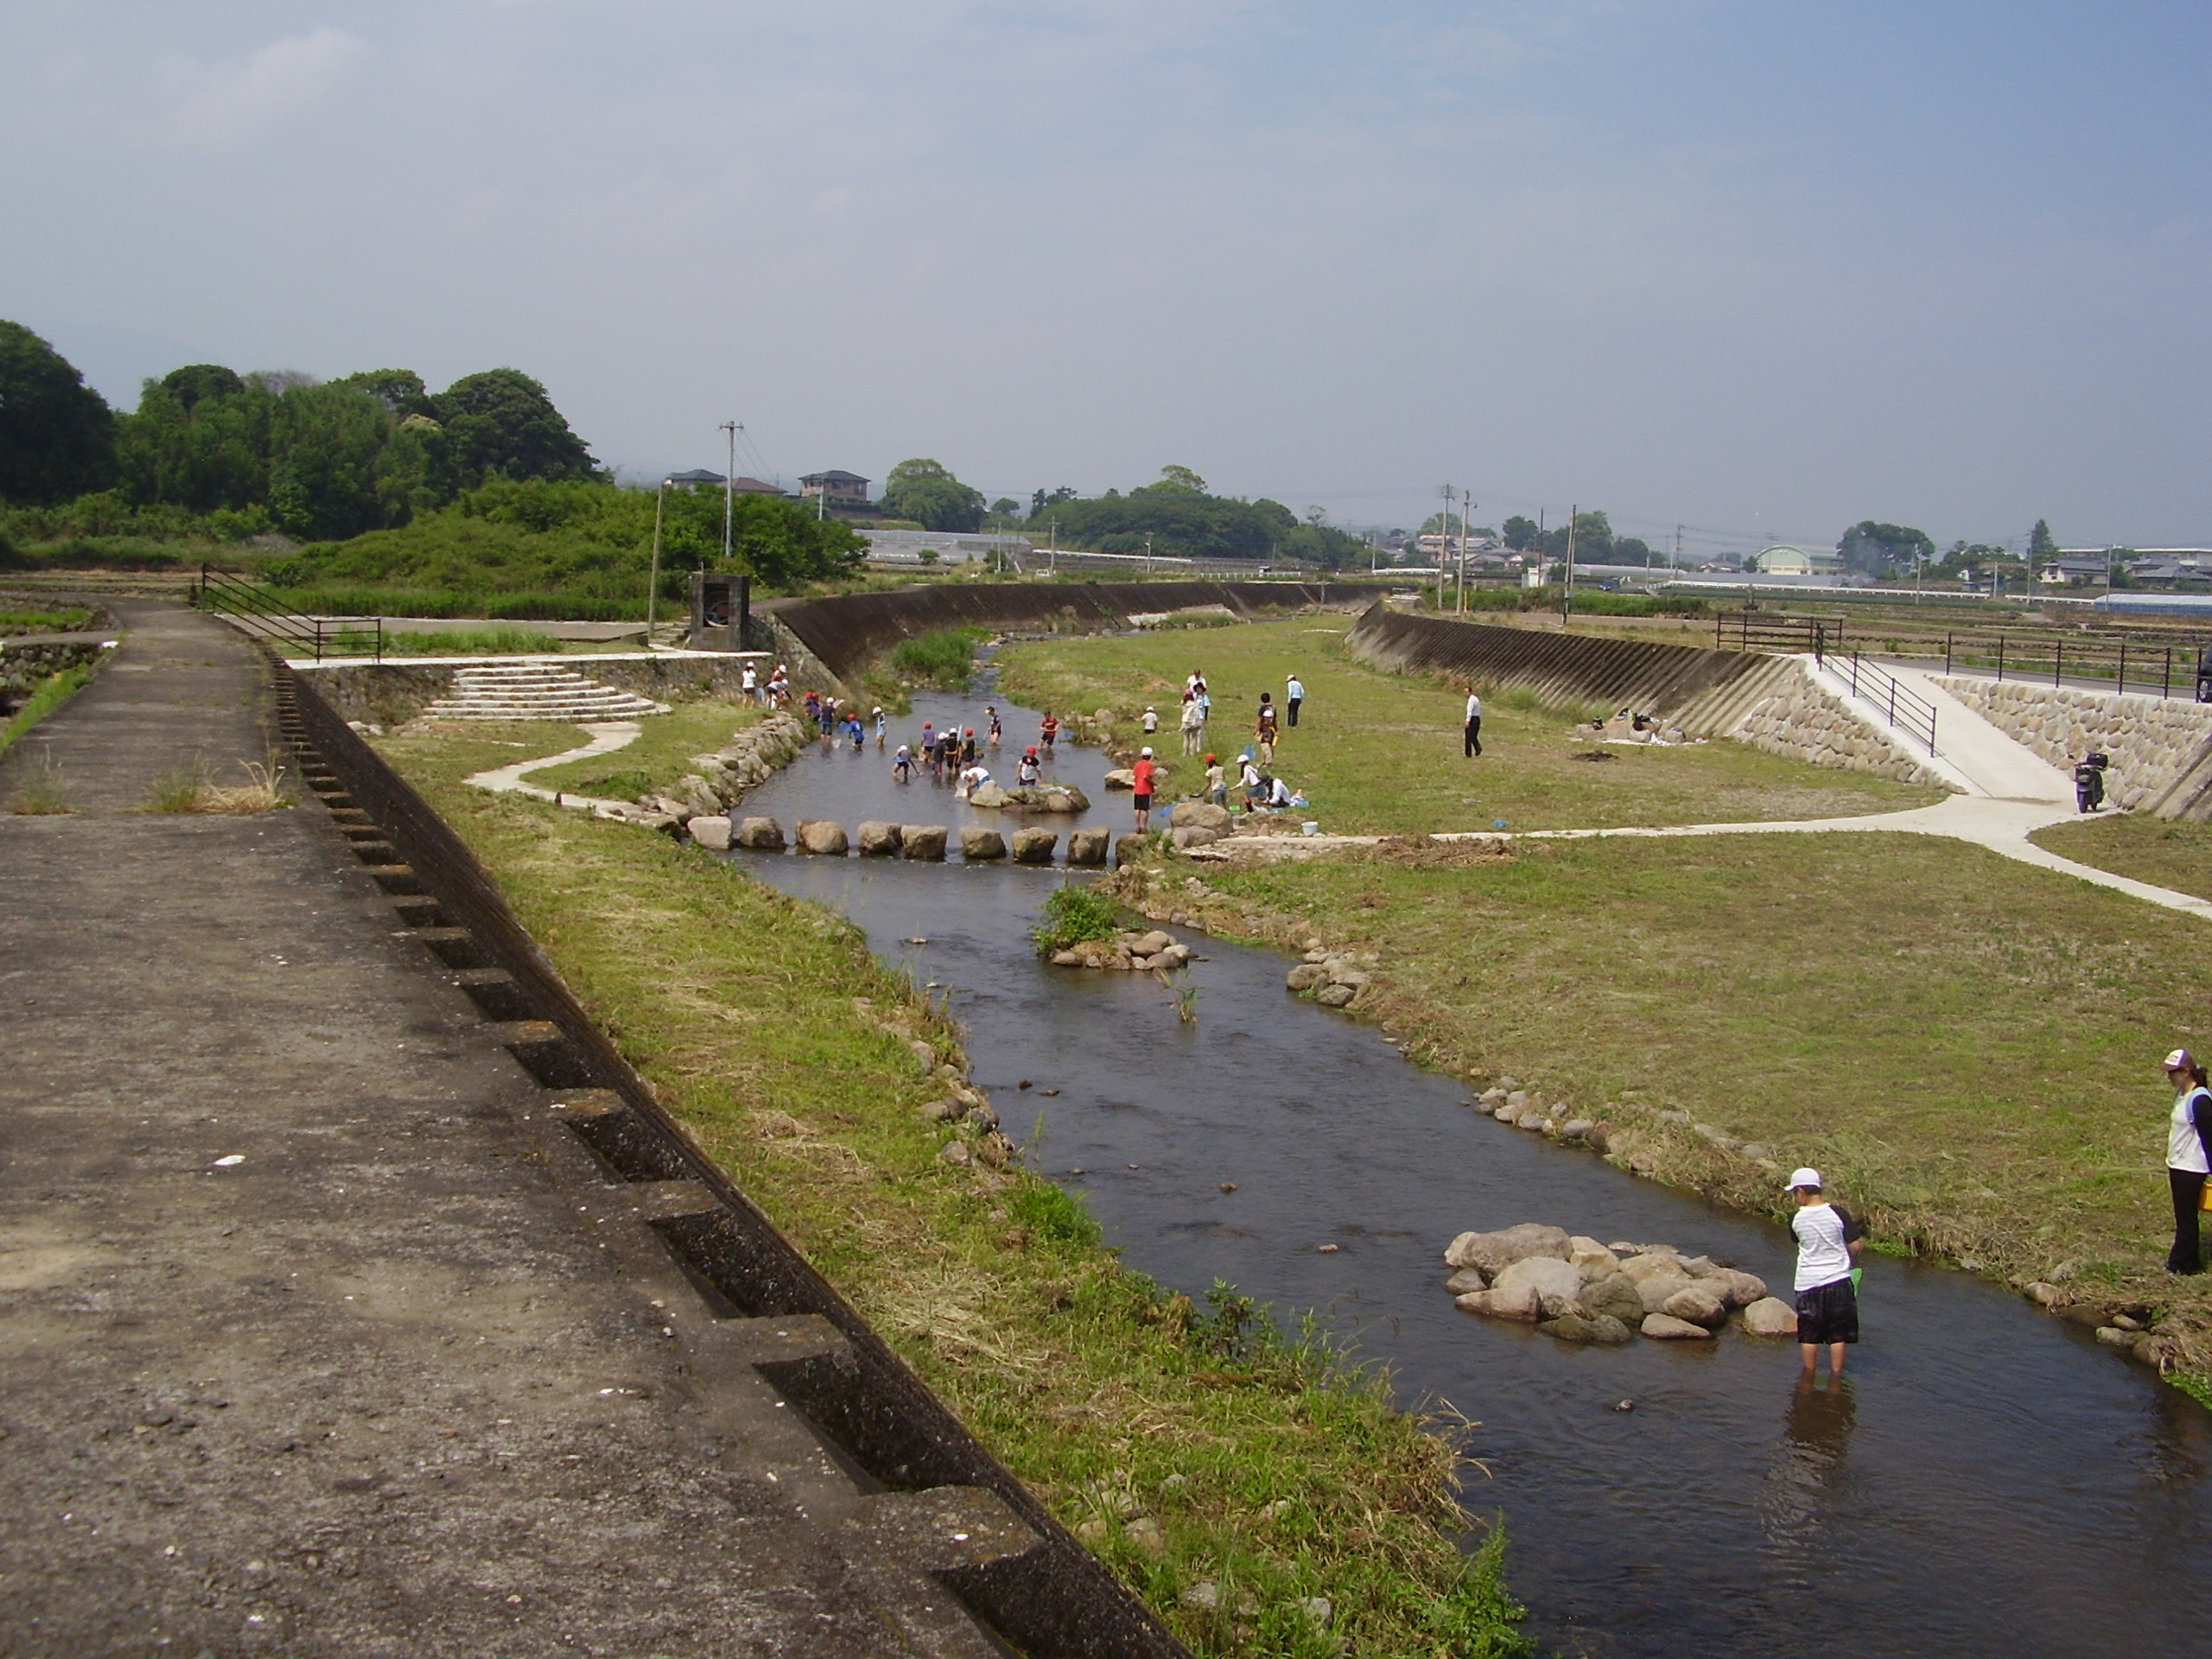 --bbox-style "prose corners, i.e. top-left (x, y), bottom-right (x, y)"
top-left (0, 601), bottom-right (1185, 1659)
top-left (1343, 601), bottom-right (1775, 728)
top-left (768, 578), bottom-right (1349, 688)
